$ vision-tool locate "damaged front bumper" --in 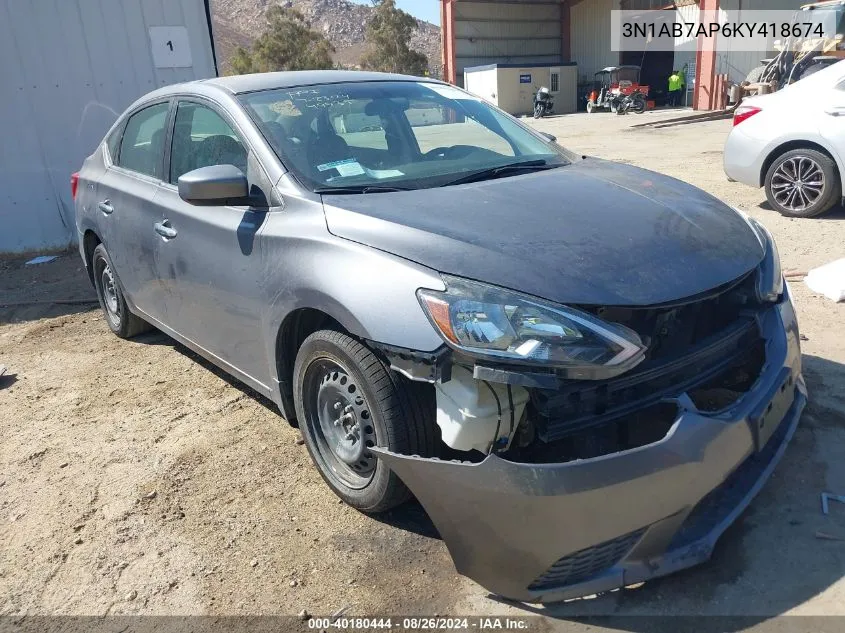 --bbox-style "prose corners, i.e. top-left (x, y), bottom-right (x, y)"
top-left (374, 289), bottom-right (805, 603)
